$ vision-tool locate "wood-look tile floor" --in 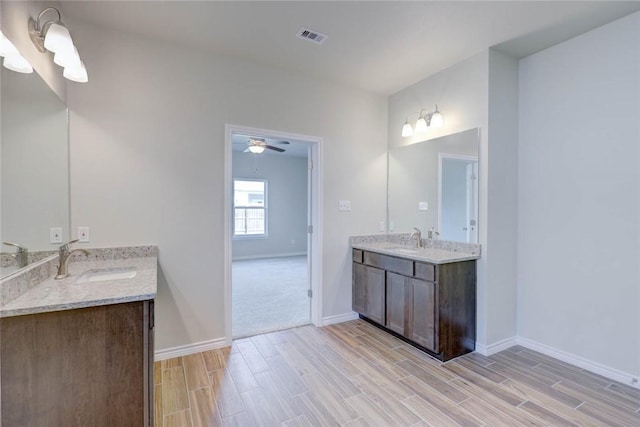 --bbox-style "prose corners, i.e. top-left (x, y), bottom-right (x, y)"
top-left (154, 320), bottom-right (640, 426)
